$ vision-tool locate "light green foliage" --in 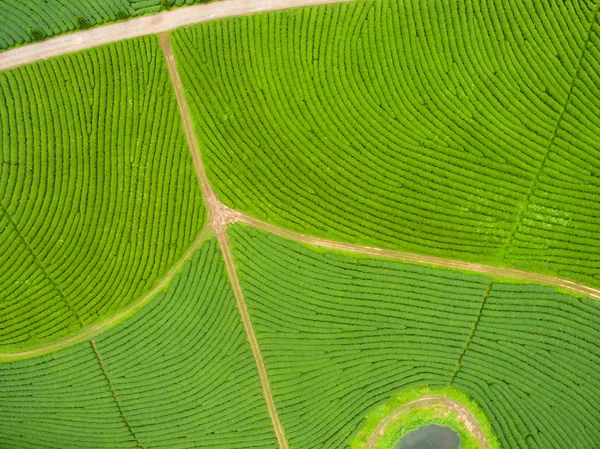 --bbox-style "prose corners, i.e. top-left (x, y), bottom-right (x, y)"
top-left (172, 0), bottom-right (600, 287)
top-left (229, 224), bottom-right (489, 449)
top-left (351, 387), bottom-right (498, 449)
top-left (454, 283), bottom-right (600, 449)
top-left (0, 35), bottom-right (205, 352)
top-left (0, 238), bottom-right (277, 448)
top-left (374, 409), bottom-right (477, 449)
top-left (94, 237), bottom-right (278, 448)
top-left (0, 343), bottom-right (138, 449)
top-left (504, 14), bottom-right (600, 285)
top-left (1, 0), bottom-right (600, 447)
top-left (229, 224), bottom-right (600, 449)
top-left (0, 0), bottom-right (216, 51)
